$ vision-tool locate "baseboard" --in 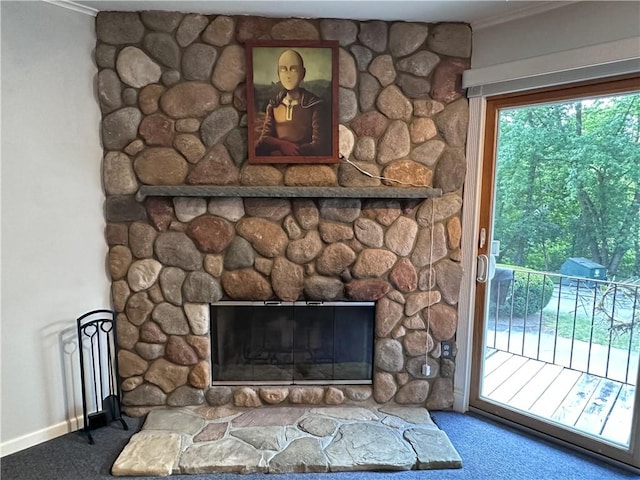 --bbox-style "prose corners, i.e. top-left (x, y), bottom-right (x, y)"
top-left (1, 416), bottom-right (82, 457)
top-left (453, 387), bottom-right (468, 413)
